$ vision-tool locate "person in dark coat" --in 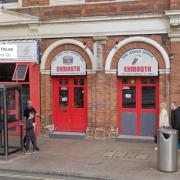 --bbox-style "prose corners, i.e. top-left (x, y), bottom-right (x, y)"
top-left (23, 100), bottom-right (41, 150)
top-left (171, 102), bottom-right (180, 148)
top-left (25, 112), bottom-right (39, 154)
top-left (24, 101), bottom-right (37, 124)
